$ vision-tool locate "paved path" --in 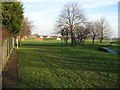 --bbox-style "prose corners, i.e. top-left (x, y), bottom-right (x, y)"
top-left (2, 49), bottom-right (18, 88)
